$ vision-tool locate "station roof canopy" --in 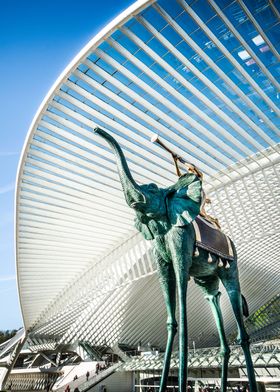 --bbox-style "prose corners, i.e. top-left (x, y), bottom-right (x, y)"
top-left (16, 0), bottom-right (280, 349)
